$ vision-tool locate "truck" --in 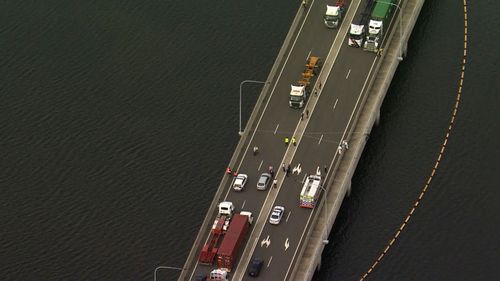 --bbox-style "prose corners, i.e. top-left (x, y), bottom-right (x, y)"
top-left (289, 55), bottom-right (321, 108)
top-left (324, 0), bottom-right (346, 29)
top-left (348, 0), bottom-right (375, 47)
top-left (216, 211), bottom-right (253, 272)
top-left (363, 0), bottom-right (396, 52)
top-left (198, 201), bottom-right (234, 264)
top-left (299, 173), bottom-right (322, 208)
